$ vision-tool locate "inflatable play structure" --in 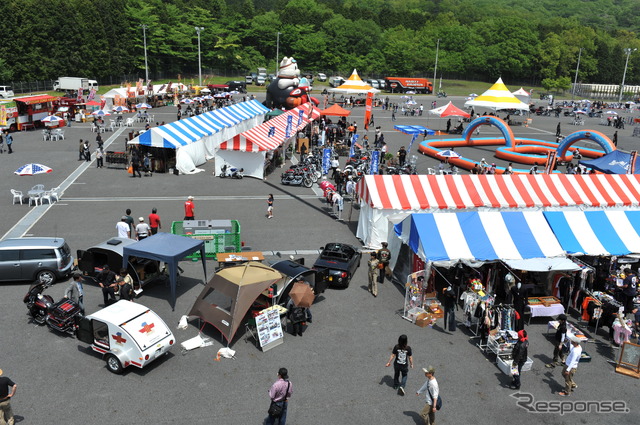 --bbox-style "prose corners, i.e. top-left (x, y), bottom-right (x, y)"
top-left (418, 116), bottom-right (616, 173)
top-left (265, 56), bottom-right (319, 110)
